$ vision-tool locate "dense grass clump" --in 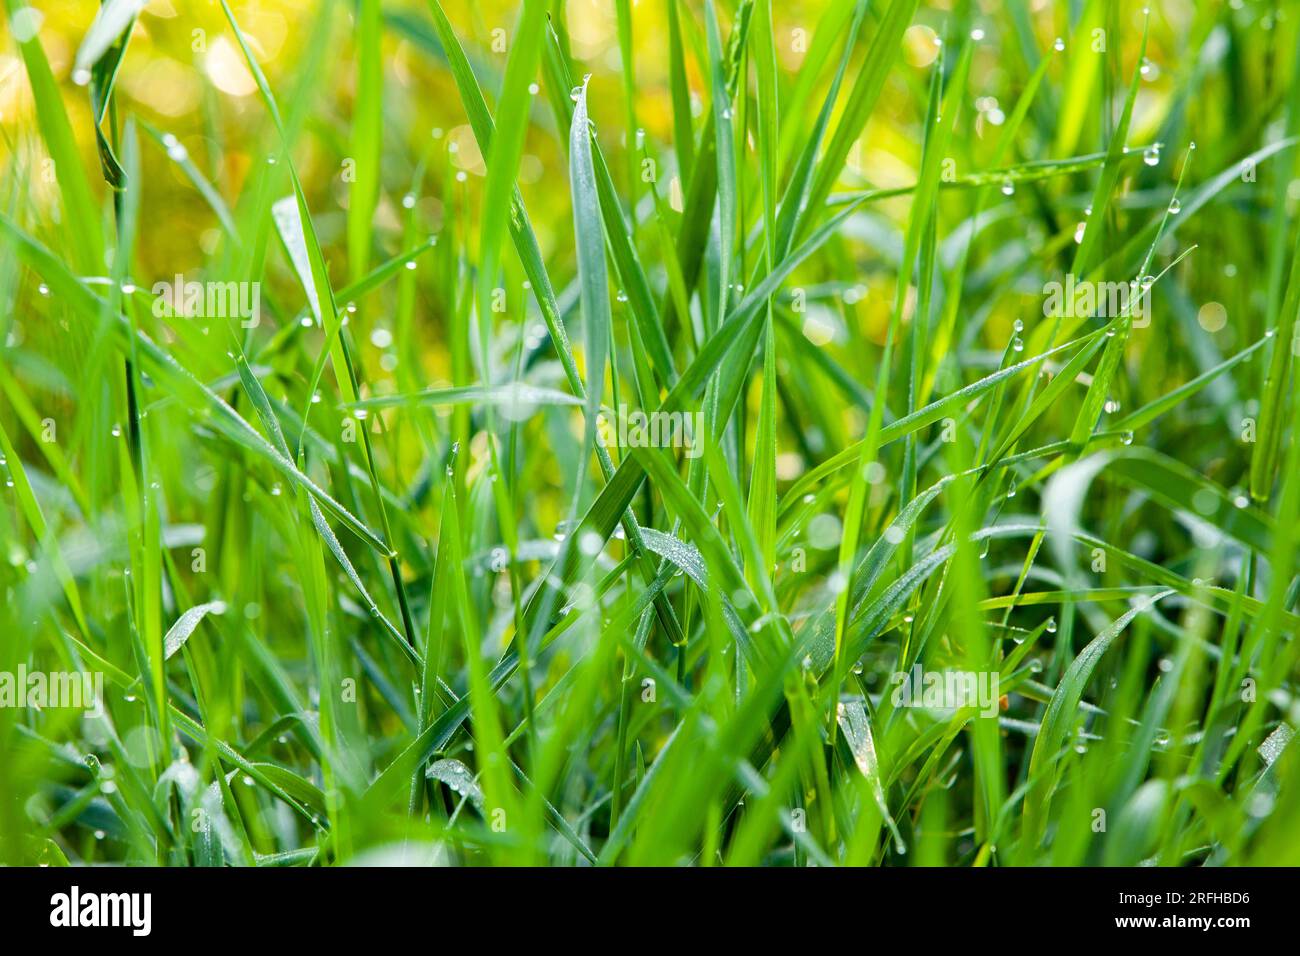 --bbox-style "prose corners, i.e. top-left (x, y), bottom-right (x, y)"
top-left (0, 0), bottom-right (1298, 867)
